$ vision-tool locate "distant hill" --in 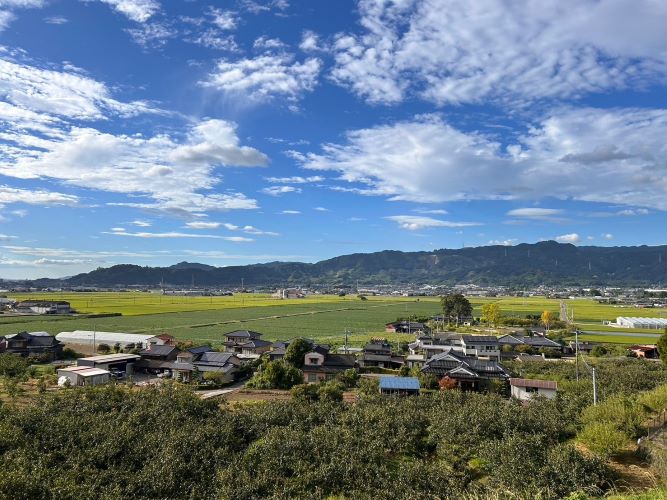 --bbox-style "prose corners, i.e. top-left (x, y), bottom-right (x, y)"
top-left (29, 241), bottom-right (667, 287)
